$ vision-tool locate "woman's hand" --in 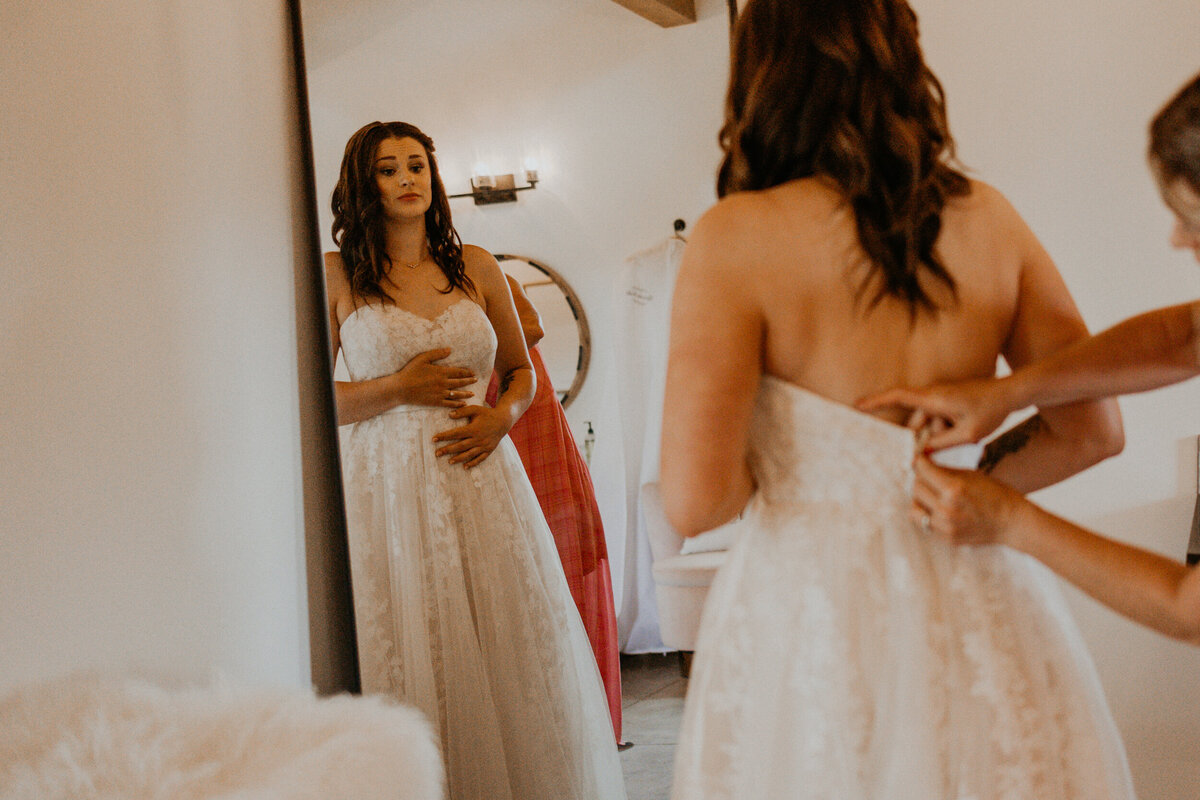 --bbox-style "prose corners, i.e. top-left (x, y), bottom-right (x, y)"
top-left (858, 377), bottom-right (1017, 451)
top-left (910, 455), bottom-right (1029, 547)
top-left (397, 348), bottom-right (477, 408)
top-left (432, 404), bottom-right (513, 468)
